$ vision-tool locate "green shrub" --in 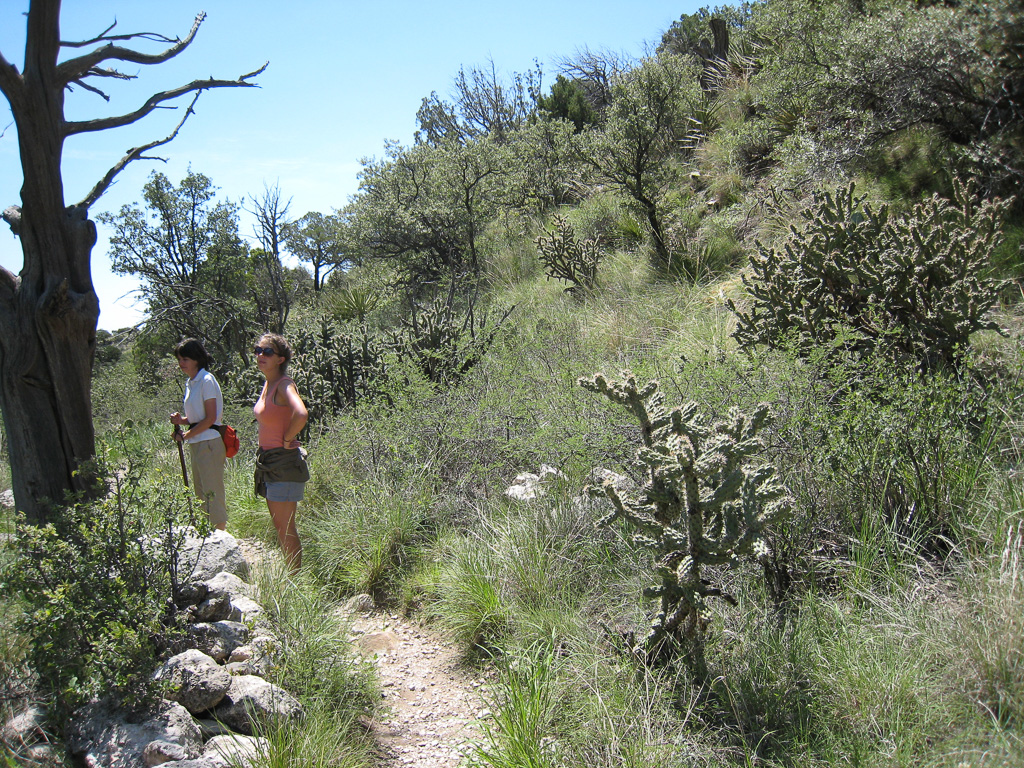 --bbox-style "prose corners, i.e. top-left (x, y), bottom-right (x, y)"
top-left (581, 372), bottom-right (790, 674)
top-left (568, 191), bottom-right (640, 249)
top-left (729, 179), bottom-right (1009, 372)
top-left (1, 452), bottom-right (198, 721)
